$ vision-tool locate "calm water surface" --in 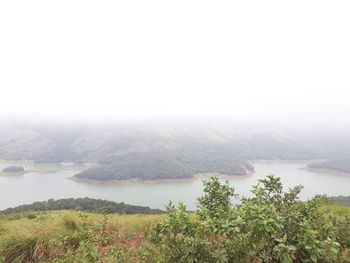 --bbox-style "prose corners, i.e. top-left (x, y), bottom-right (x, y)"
top-left (0, 160), bottom-right (349, 210)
